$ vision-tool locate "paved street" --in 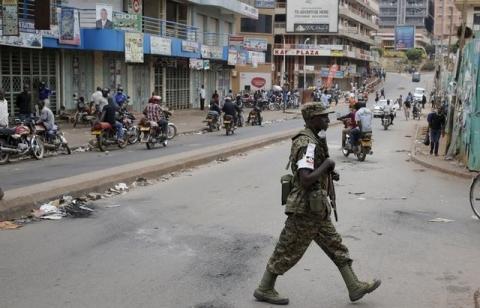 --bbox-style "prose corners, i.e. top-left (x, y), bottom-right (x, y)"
top-left (1, 73), bottom-right (479, 307)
